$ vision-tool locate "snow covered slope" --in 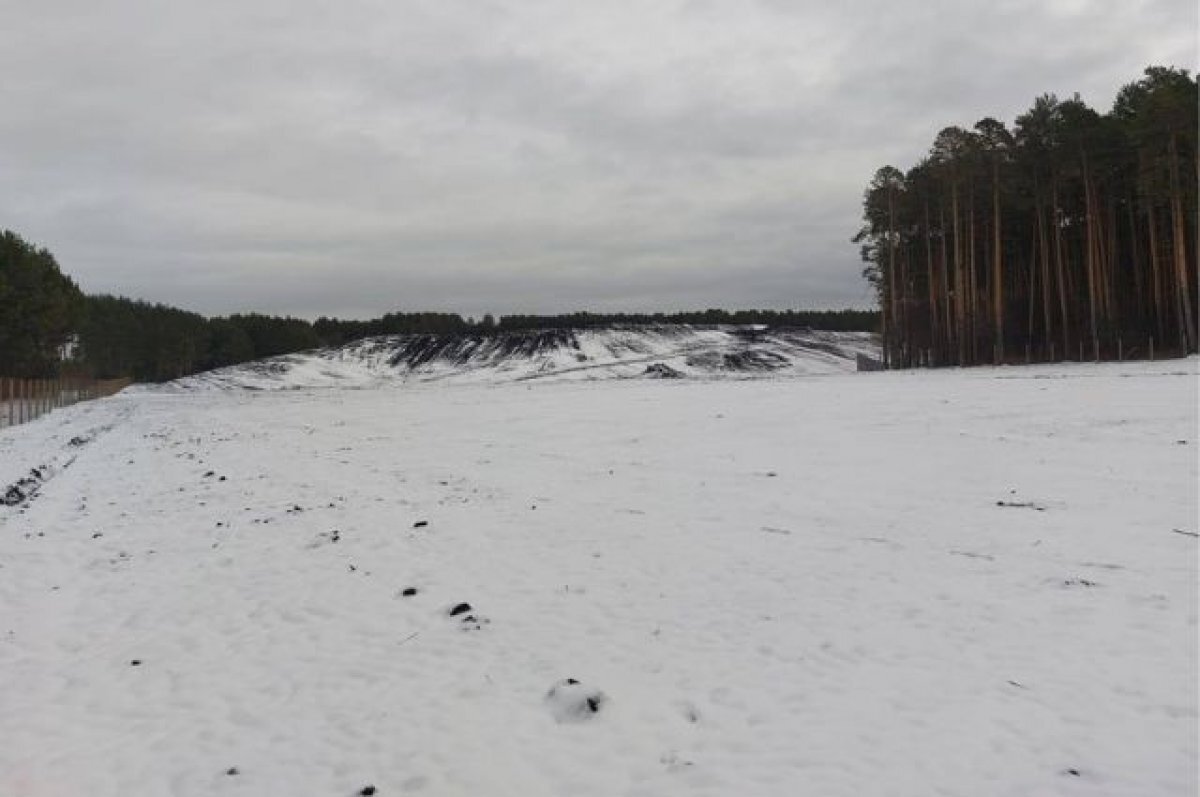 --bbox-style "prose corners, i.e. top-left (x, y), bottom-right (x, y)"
top-left (1, 359), bottom-right (1196, 797)
top-left (161, 325), bottom-right (879, 391)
